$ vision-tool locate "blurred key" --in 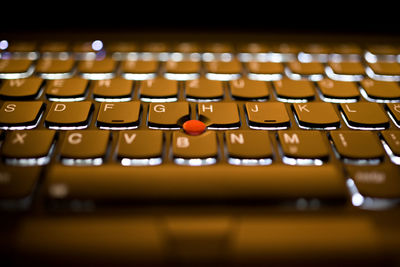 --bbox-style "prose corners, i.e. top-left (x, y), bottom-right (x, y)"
top-left (164, 60), bottom-right (200, 80)
top-left (0, 77), bottom-right (43, 99)
top-left (78, 57), bottom-right (116, 79)
top-left (204, 59), bottom-right (242, 81)
top-left (2, 130), bottom-right (55, 165)
top-left (273, 79), bottom-right (315, 101)
top-left (360, 79), bottom-right (400, 101)
top-left (381, 131), bottom-right (400, 162)
top-left (0, 101), bottom-right (44, 129)
top-left (317, 79), bottom-right (360, 101)
top-left (121, 60), bottom-right (158, 80)
top-left (36, 58), bottom-right (75, 79)
top-left (117, 130), bottom-right (163, 166)
top-left (198, 102), bottom-right (240, 129)
top-left (0, 59), bottom-right (34, 78)
top-left (92, 78), bottom-right (133, 101)
top-left (139, 78), bottom-right (178, 102)
top-left (46, 78), bottom-right (88, 101)
top-left (340, 103), bottom-right (389, 129)
top-left (246, 61), bottom-right (283, 81)
top-left (45, 101), bottom-right (93, 129)
top-left (386, 103), bottom-right (400, 125)
top-left (330, 131), bottom-right (384, 162)
top-left (286, 61), bottom-right (324, 81)
top-left (325, 61), bottom-right (365, 81)
top-left (185, 78), bottom-right (224, 101)
top-left (245, 102), bottom-right (290, 129)
top-left (60, 130), bottom-right (110, 165)
top-left (366, 62), bottom-right (400, 81)
top-left (229, 78), bottom-right (269, 100)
